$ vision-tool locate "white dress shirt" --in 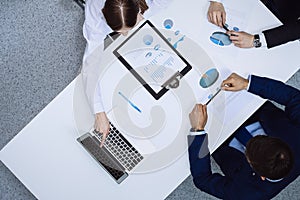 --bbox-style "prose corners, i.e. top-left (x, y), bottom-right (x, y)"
top-left (83, 0), bottom-right (171, 63)
top-left (82, 0), bottom-right (172, 114)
